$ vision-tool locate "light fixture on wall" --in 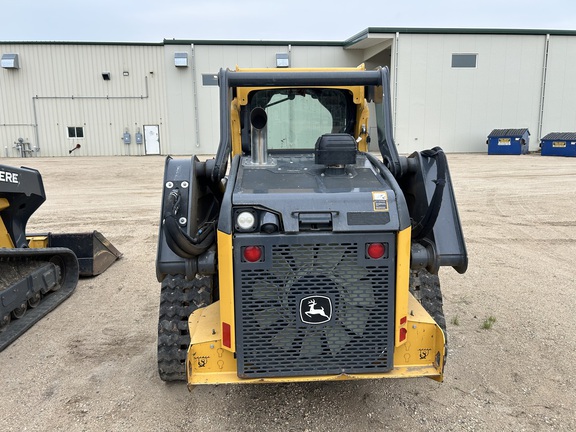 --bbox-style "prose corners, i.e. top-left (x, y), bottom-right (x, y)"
top-left (174, 52), bottom-right (188, 67)
top-left (102, 72), bottom-right (111, 80)
top-left (276, 53), bottom-right (289, 68)
top-left (123, 71), bottom-right (129, 76)
top-left (1, 53), bottom-right (20, 69)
